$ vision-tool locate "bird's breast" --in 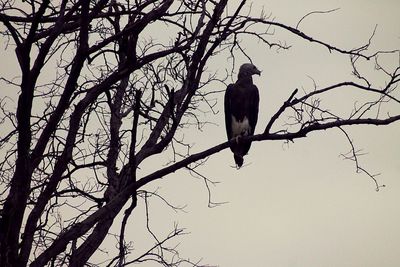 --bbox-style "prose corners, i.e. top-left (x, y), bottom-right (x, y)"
top-left (231, 115), bottom-right (251, 137)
